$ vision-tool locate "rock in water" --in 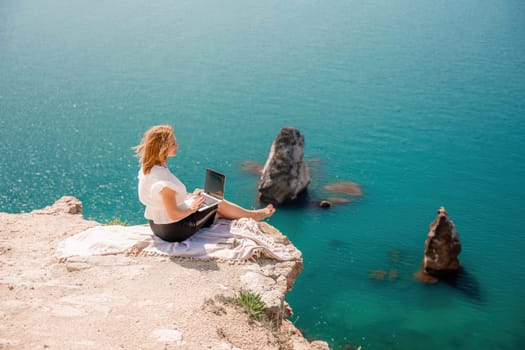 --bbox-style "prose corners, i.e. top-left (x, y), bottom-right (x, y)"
top-left (258, 126), bottom-right (311, 205)
top-left (423, 207), bottom-right (462, 276)
top-left (319, 200), bottom-right (332, 208)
